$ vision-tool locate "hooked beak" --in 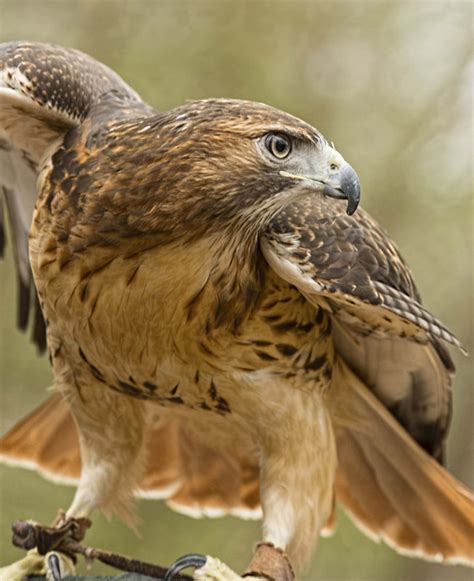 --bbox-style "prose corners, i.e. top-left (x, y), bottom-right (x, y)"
top-left (320, 161), bottom-right (361, 215)
top-left (280, 160), bottom-right (361, 216)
